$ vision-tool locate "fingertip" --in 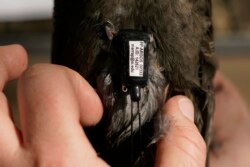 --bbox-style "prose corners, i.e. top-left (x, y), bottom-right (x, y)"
top-left (163, 95), bottom-right (194, 122)
top-left (66, 69), bottom-right (104, 126)
top-left (11, 44), bottom-right (28, 74)
top-left (162, 96), bottom-right (194, 122)
top-left (162, 95), bottom-right (184, 109)
top-left (0, 44), bottom-right (28, 81)
top-left (178, 97), bottom-right (194, 122)
top-left (80, 79), bottom-right (104, 126)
